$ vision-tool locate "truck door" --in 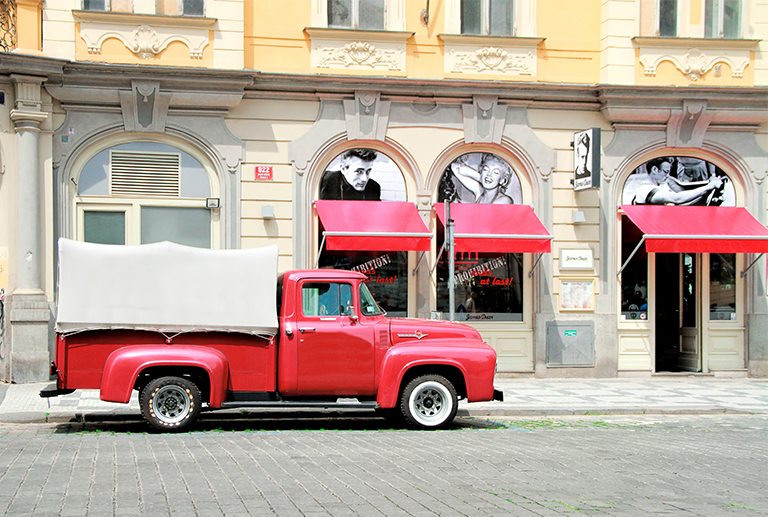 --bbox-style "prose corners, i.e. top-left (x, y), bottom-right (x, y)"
top-left (295, 281), bottom-right (375, 396)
